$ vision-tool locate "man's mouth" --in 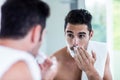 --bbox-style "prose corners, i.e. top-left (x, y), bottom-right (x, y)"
top-left (70, 46), bottom-right (74, 51)
top-left (70, 46), bottom-right (79, 51)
